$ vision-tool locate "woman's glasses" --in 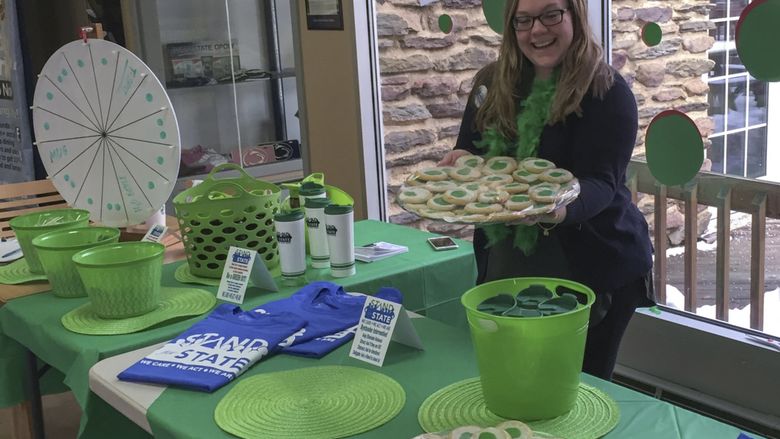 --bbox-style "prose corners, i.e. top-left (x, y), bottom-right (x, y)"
top-left (512, 9), bottom-right (568, 31)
